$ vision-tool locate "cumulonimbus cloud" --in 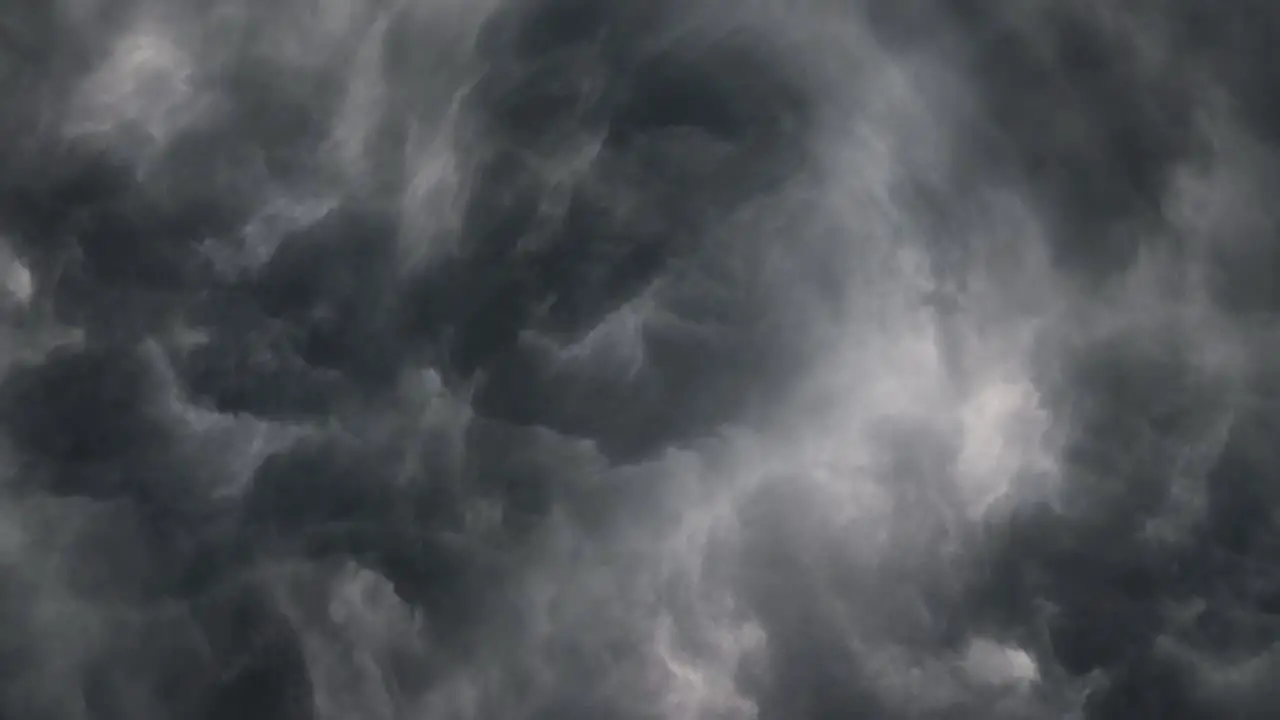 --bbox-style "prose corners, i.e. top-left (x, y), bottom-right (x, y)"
top-left (0, 1), bottom-right (1278, 719)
